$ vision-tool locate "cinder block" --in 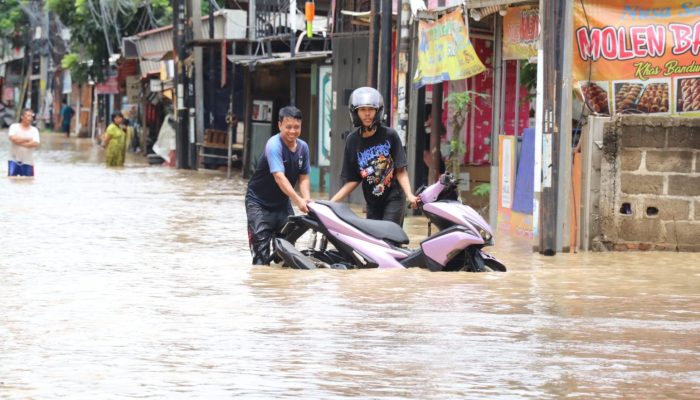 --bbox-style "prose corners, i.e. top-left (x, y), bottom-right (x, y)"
top-left (620, 126), bottom-right (666, 148)
top-left (620, 149), bottom-right (642, 171)
top-left (668, 176), bottom-right (700, 196)
top-left (664, 221), bottom-right (700, 246)
top-left (620, 218), bottom-right (662, 242)
top-left (621, 174), bottom-right (664, 195)
top-left (645, 150), bottom-right (693, 173)
top-left (643, 198), bottom-right (690, 220)
top-left (667, 127), bottom-right (700, 149)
